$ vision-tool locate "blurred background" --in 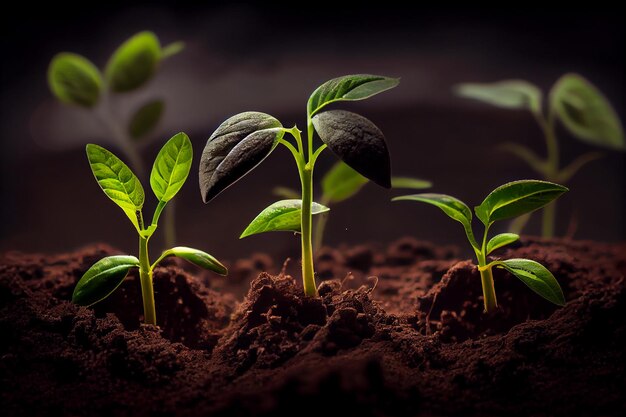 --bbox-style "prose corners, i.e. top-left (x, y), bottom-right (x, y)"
top-left (1, 3), bottom-right (624, 262)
